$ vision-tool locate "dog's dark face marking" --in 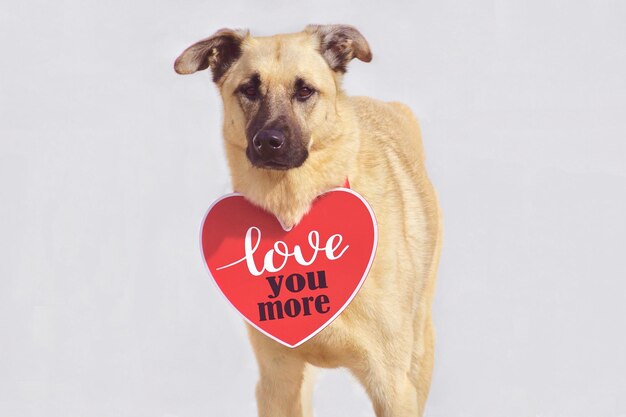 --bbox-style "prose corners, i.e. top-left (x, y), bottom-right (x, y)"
top-left (174, 25), bottom-right (372, 171)
top-left (235, 72), bottom-right (317, 169)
